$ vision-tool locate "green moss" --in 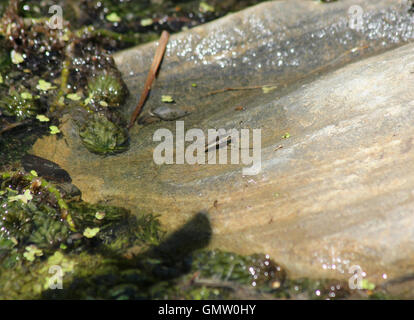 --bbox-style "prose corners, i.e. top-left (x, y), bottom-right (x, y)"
top-left (0, 172), bottom-right (71, 254)
top-left (87, 72), bottom-right (128, 108)
top-left (0, 89), bottom-right (40, 120)
top-left (0, 170), bottom-right (168, 299)
top-left (78, 113), bottom-right (129, 155)
top-left (0, 171), bottom-right (154, 261)
top-left (191, 250), bottom-right (286, 287)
